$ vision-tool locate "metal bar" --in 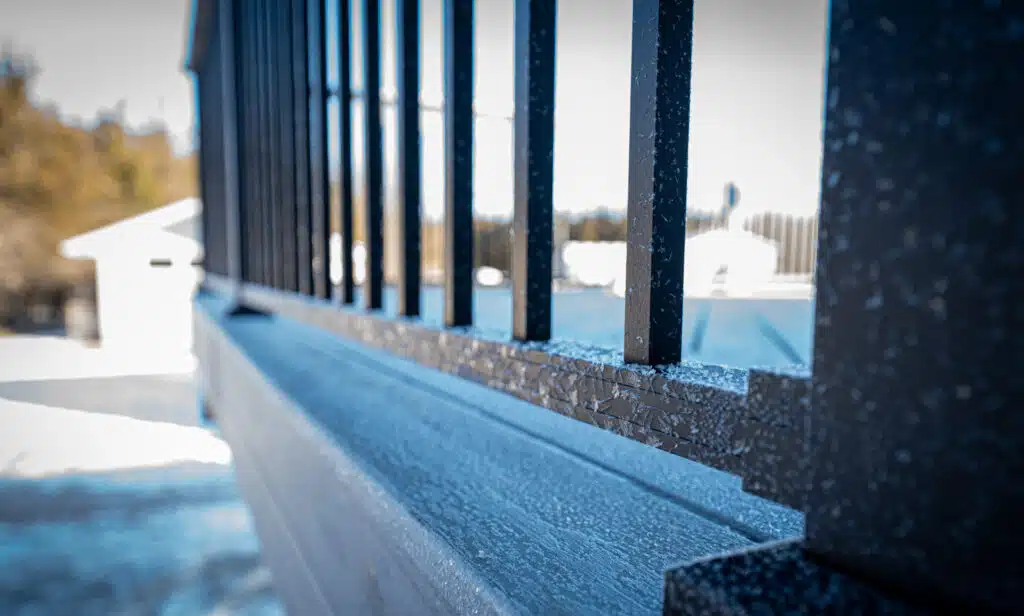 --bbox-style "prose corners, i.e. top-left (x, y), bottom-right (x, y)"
top-left (256, 0), bottom-right (271, 286)
top-left (247, 0), bottom-right (261, 284)
top-left (196, 75), bottom-right (211, 271)
top-left (362, 0), bottom-right (385, 310)
top-left (261, 0), bottom-right (276, 287)
top-left (622, 0), bottom-right (694, 365)
top-left (806, 1), bottom-right (1023, 612)
top-left (293, 0), bottom-right (314, 295)
top-left (234, 0), bottom-right (246, 282)
top-left (511, 0), bottom-right (557, 341)
top-left (396, 0), bottom-right (421, 317)
top-left (203, 3), bottom-right (217, 274)
top-left (267, 0), bottom-right (282, 289)
top-left (782, 215), bottom-right (792, 274)
top-left (309, 0), bottom-right (332, 300)
top-left (253, 0), bottom-right (265, 285)
top-left (798, 217), bottom-right (809, 275)
top-left (203, 64), bottom-right (218, 275)
top-left (234, 0), bottom-right (247, 282)
top-left (338, 0), bottom-right (356, 304)
top-left (220, 0), bottom-right (242, 284)
top-left (442, 0), bottom-right (474, 327)
top-left (278, 0), bottom-right (297, 292)
top-left (770, 214), bottom-right (781, 273)
top-left (244, 1), bottom-right (257, 284)
top-left (809, 215), bottom-right (818, 281)
top-left (236, 0), bottom-right (250, 282)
